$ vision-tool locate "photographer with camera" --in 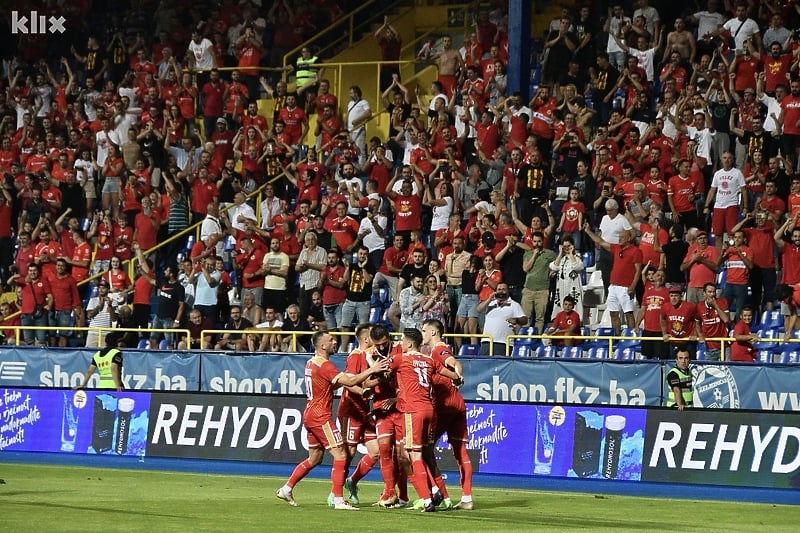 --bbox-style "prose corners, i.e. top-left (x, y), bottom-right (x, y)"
top-left (476, 282), bottom-right (527, 356)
